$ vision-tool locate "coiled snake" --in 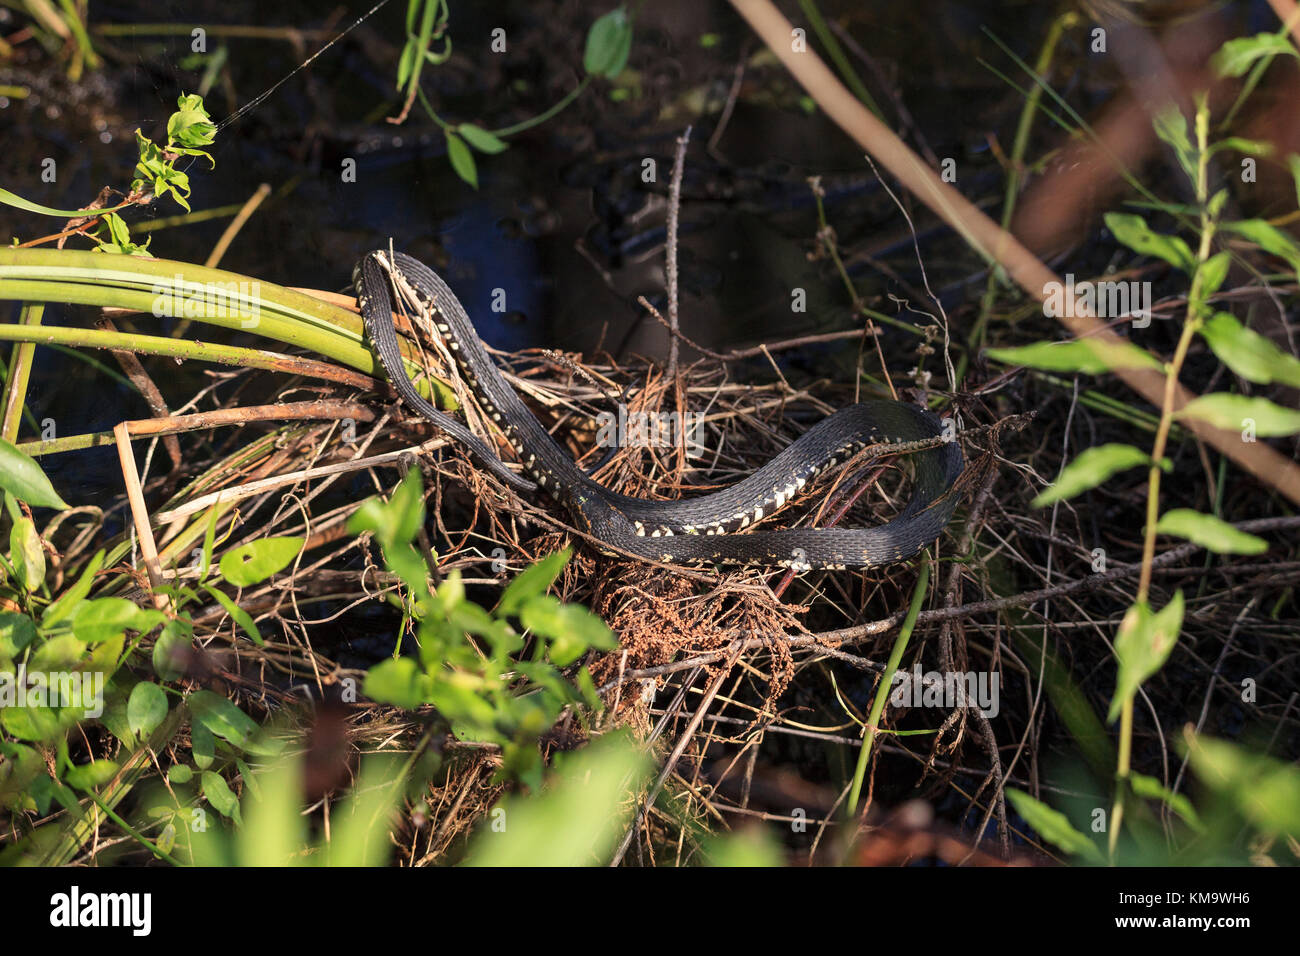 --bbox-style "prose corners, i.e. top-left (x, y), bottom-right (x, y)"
top-left (354, 250), bottom-right (964, 569)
